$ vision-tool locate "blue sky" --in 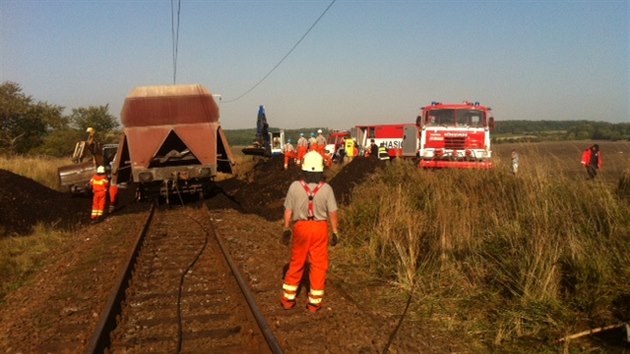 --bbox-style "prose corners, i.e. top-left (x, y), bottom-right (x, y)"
top-left (1, 0), bottom-right (628, 129)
